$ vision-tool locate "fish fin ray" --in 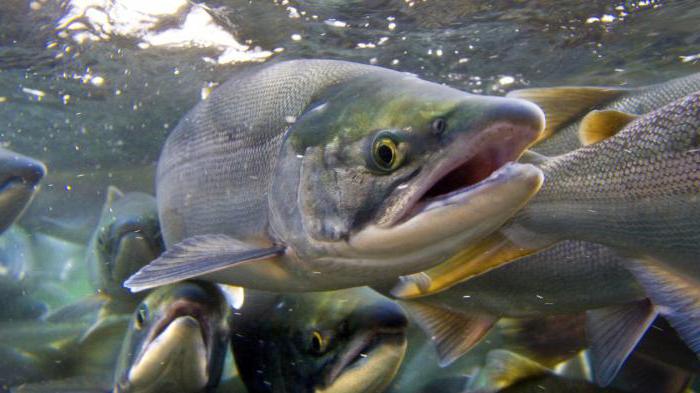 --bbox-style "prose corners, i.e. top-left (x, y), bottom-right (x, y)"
top-left (627, 260), bottom-right (700, 355)
top-left (398, 300), bottom-right (496, 366)
top-left (391, 232), bottom-right (541, 298)
top-left (124, 234), bottom-right (285, 292)
top-left (507, 86), bottom-right (629, 142)
top-left (586, 298), bottom-right (658, 386)
top-left (578, 109), bottom-right (638, 146)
